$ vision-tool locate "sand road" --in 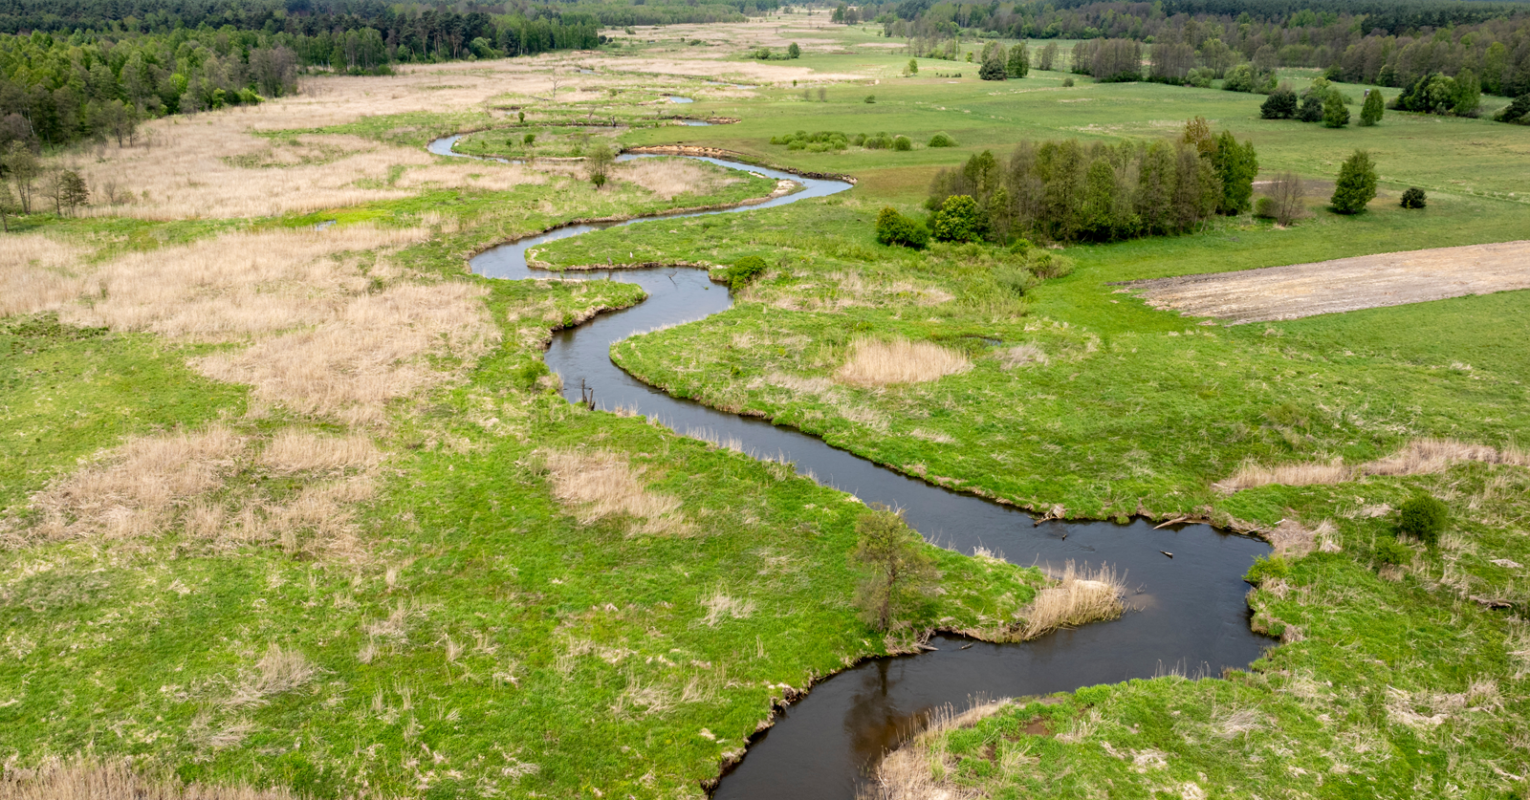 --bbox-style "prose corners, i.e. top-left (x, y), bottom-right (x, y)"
top-left (1120, 240), bottom-right (1530, 323)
